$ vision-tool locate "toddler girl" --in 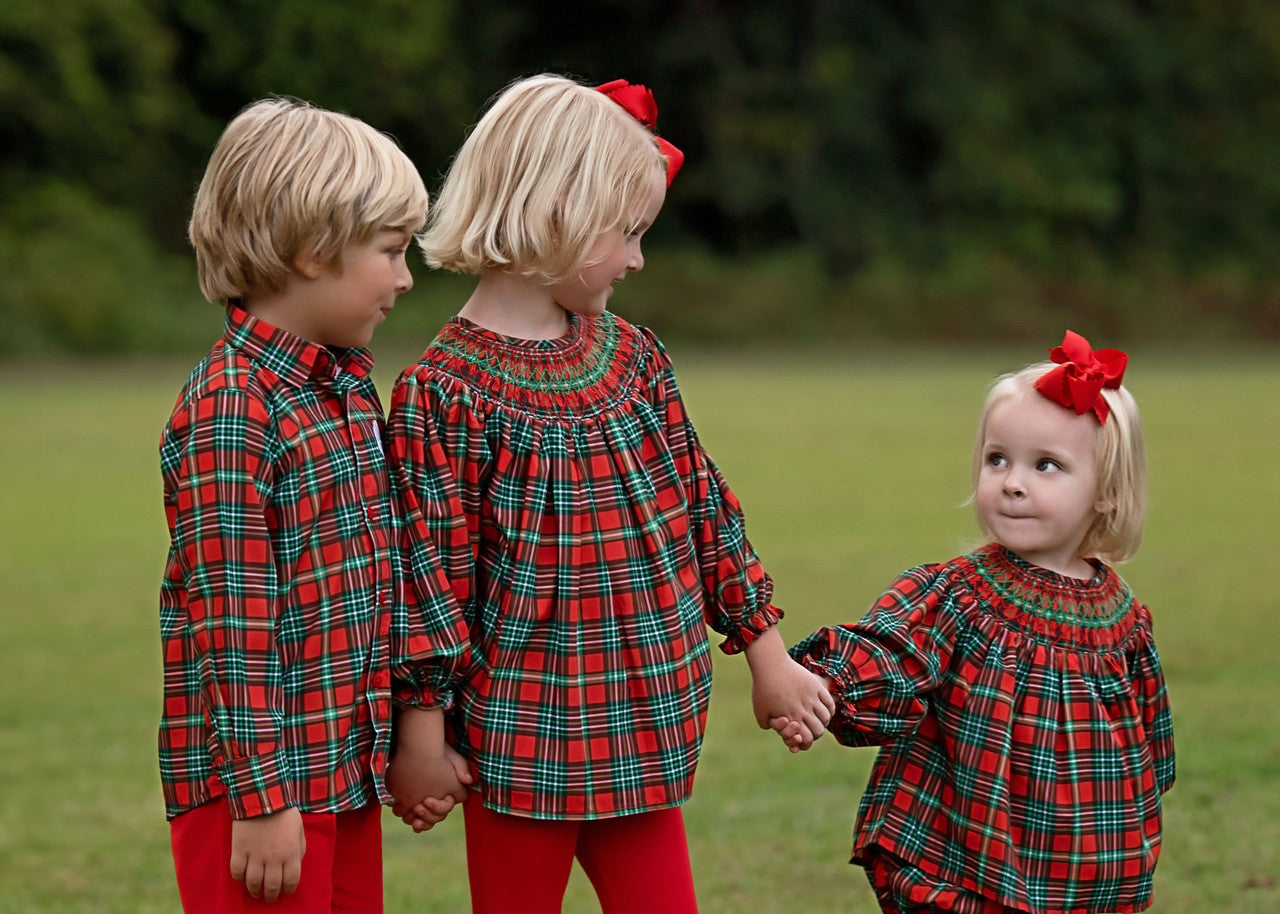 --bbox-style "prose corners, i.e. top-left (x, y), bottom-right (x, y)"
top-left (775, 332), bottom-right (1175, 914)
top-left (387, 74), bottom-right (834, 914)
